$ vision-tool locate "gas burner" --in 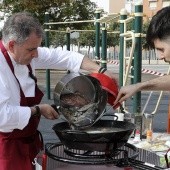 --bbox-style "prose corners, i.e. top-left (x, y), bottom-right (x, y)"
top-left (64, 148), bottom-right (121, 159)
top-left (45, 142), bottom-right (138, 165)
top-left (62, 142), bottom-right (138, 167)
top-left (45, 142), bottom-right (165, 169)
